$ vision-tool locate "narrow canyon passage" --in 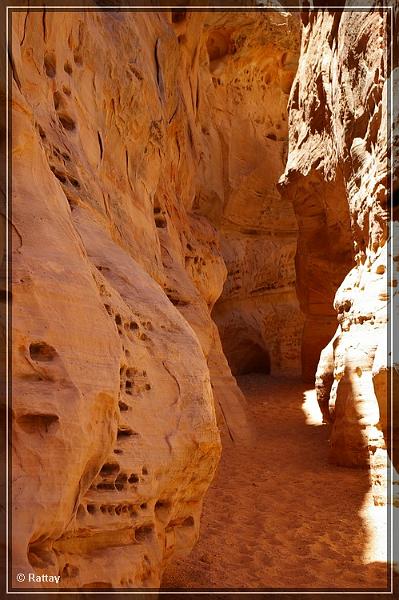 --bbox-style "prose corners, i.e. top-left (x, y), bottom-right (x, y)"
top-left (162, 375), bottom-right (388, 590)
top-left (9, 7), bottom-right (395, 591)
